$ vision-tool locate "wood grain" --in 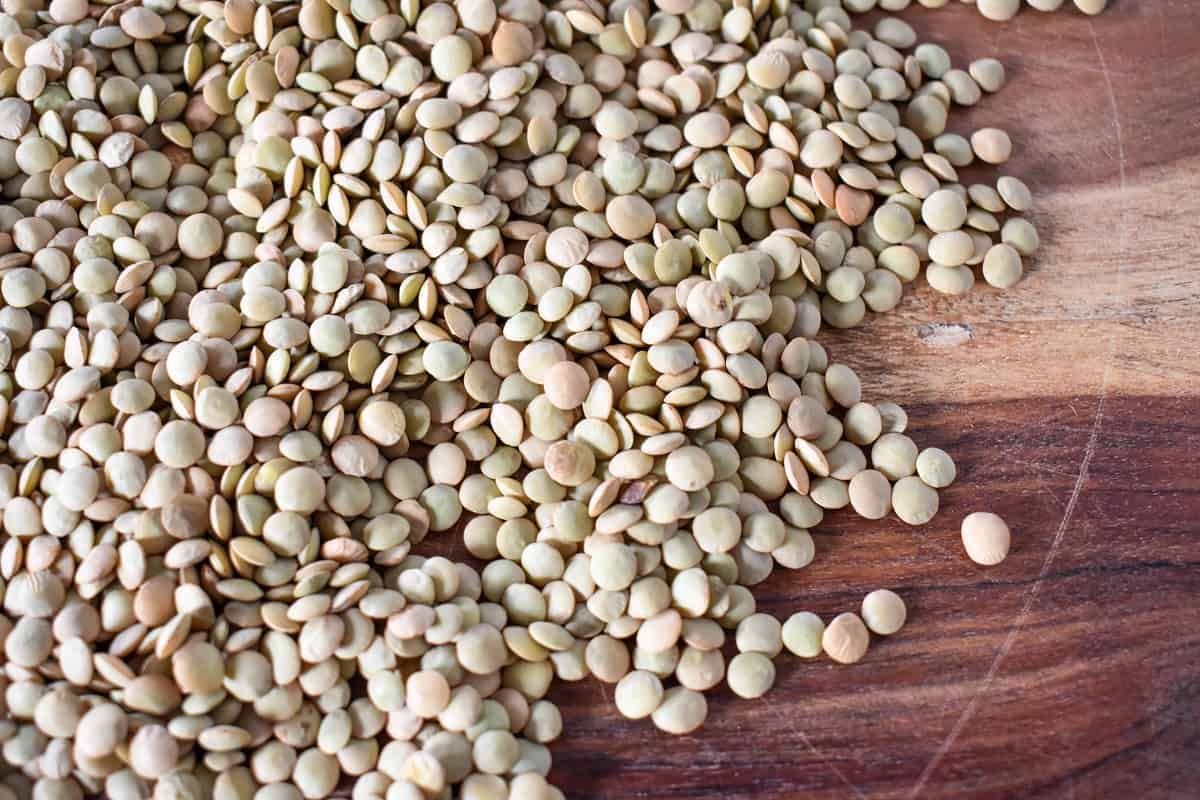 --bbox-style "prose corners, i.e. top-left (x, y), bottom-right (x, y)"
top-left (543, 2), bottom-right (1200, 798)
